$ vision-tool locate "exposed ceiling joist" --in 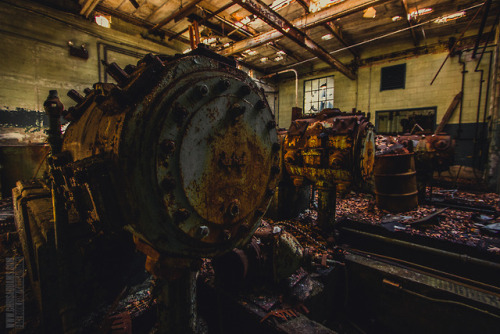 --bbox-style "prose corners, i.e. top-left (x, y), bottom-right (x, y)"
top-left (269, 41), bottom-right (304, 62)
top-left (401, 0), bottom-right (418, 46)
top-left (96, 4), bottom-right (191, 44)
top-left (323, 21), bottom-right (359, 58)
top-left (221, 0), bottom-right (392, 57)
top-left (80, 0), bottom-right (103, 18)
top-left (231, 0), bottom-right (356, 80)
top-left (296, 0), bottom-right (358, 58)
top-left (149, 0), bottom-right (203, 33)
top-left (295, 0), bottom-right (310, 12)
top-left (168, 3), bottom-right (236, 41)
